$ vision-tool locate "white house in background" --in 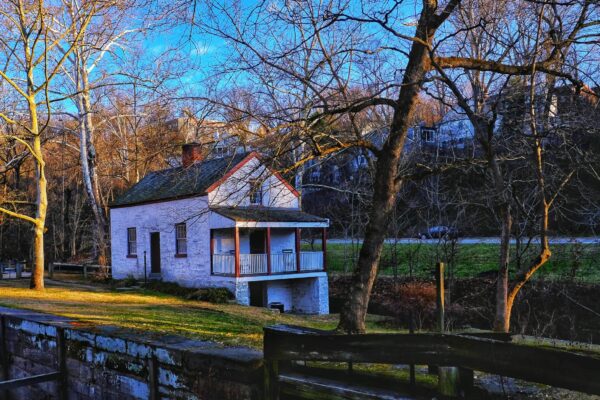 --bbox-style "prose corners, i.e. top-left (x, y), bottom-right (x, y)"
top-left (109, 144), bottom-right (329, 314)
